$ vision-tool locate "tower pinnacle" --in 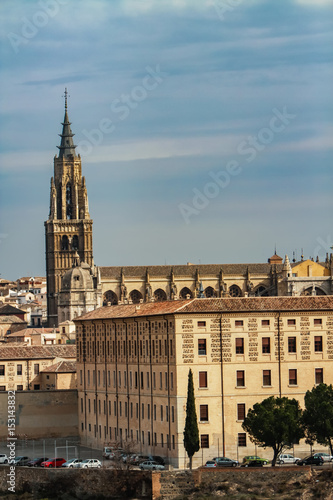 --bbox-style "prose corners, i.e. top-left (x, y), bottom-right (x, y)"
top-left (57, 88), bottom-right (77, 159)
